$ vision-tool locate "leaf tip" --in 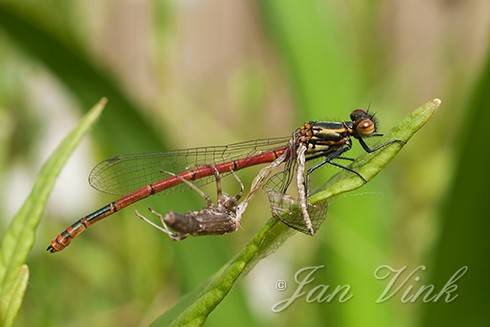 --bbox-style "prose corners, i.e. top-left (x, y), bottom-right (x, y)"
top-left (432, 98), bottom-right (442, 107)
top-left (98, 97), bottom-right (109, 108)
